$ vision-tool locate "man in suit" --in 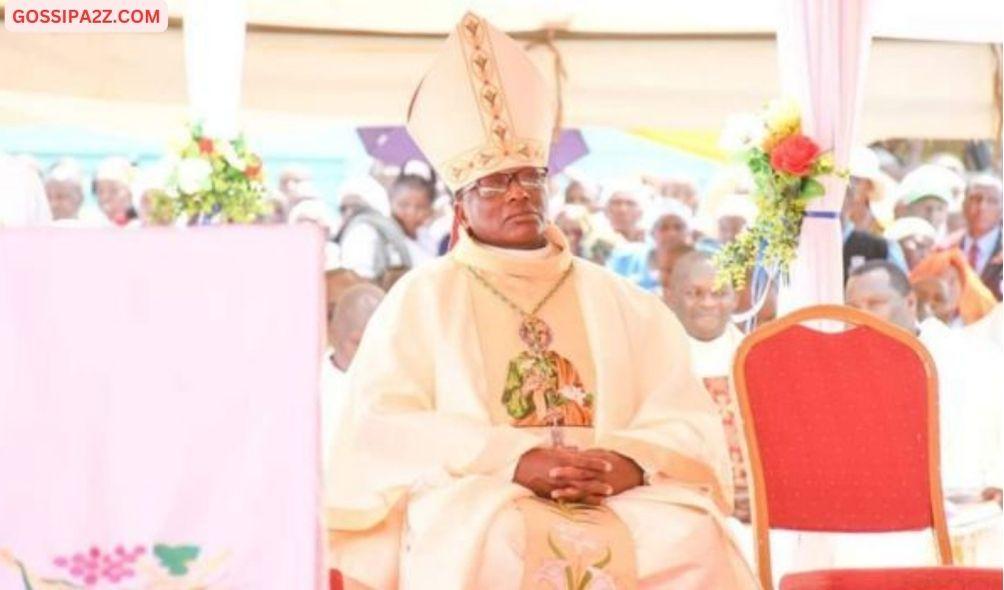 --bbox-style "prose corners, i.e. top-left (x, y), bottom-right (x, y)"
top-left (945, 175), bottom-right (1002, 300)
